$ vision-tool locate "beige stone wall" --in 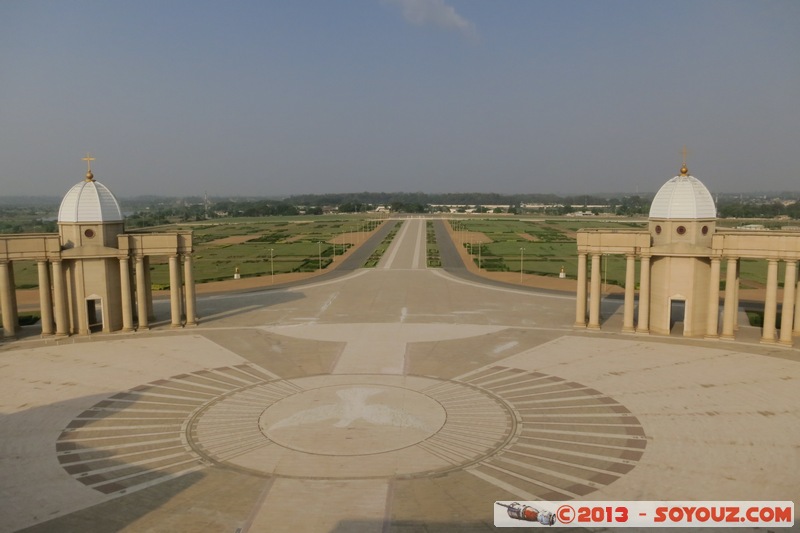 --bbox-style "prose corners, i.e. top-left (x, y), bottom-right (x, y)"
top-left (576, 223), bottom-right (800, 346)
top-left (0, 228), bottom-right (194, 337)
top-left (649, 256), bottom-right (710, 336)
